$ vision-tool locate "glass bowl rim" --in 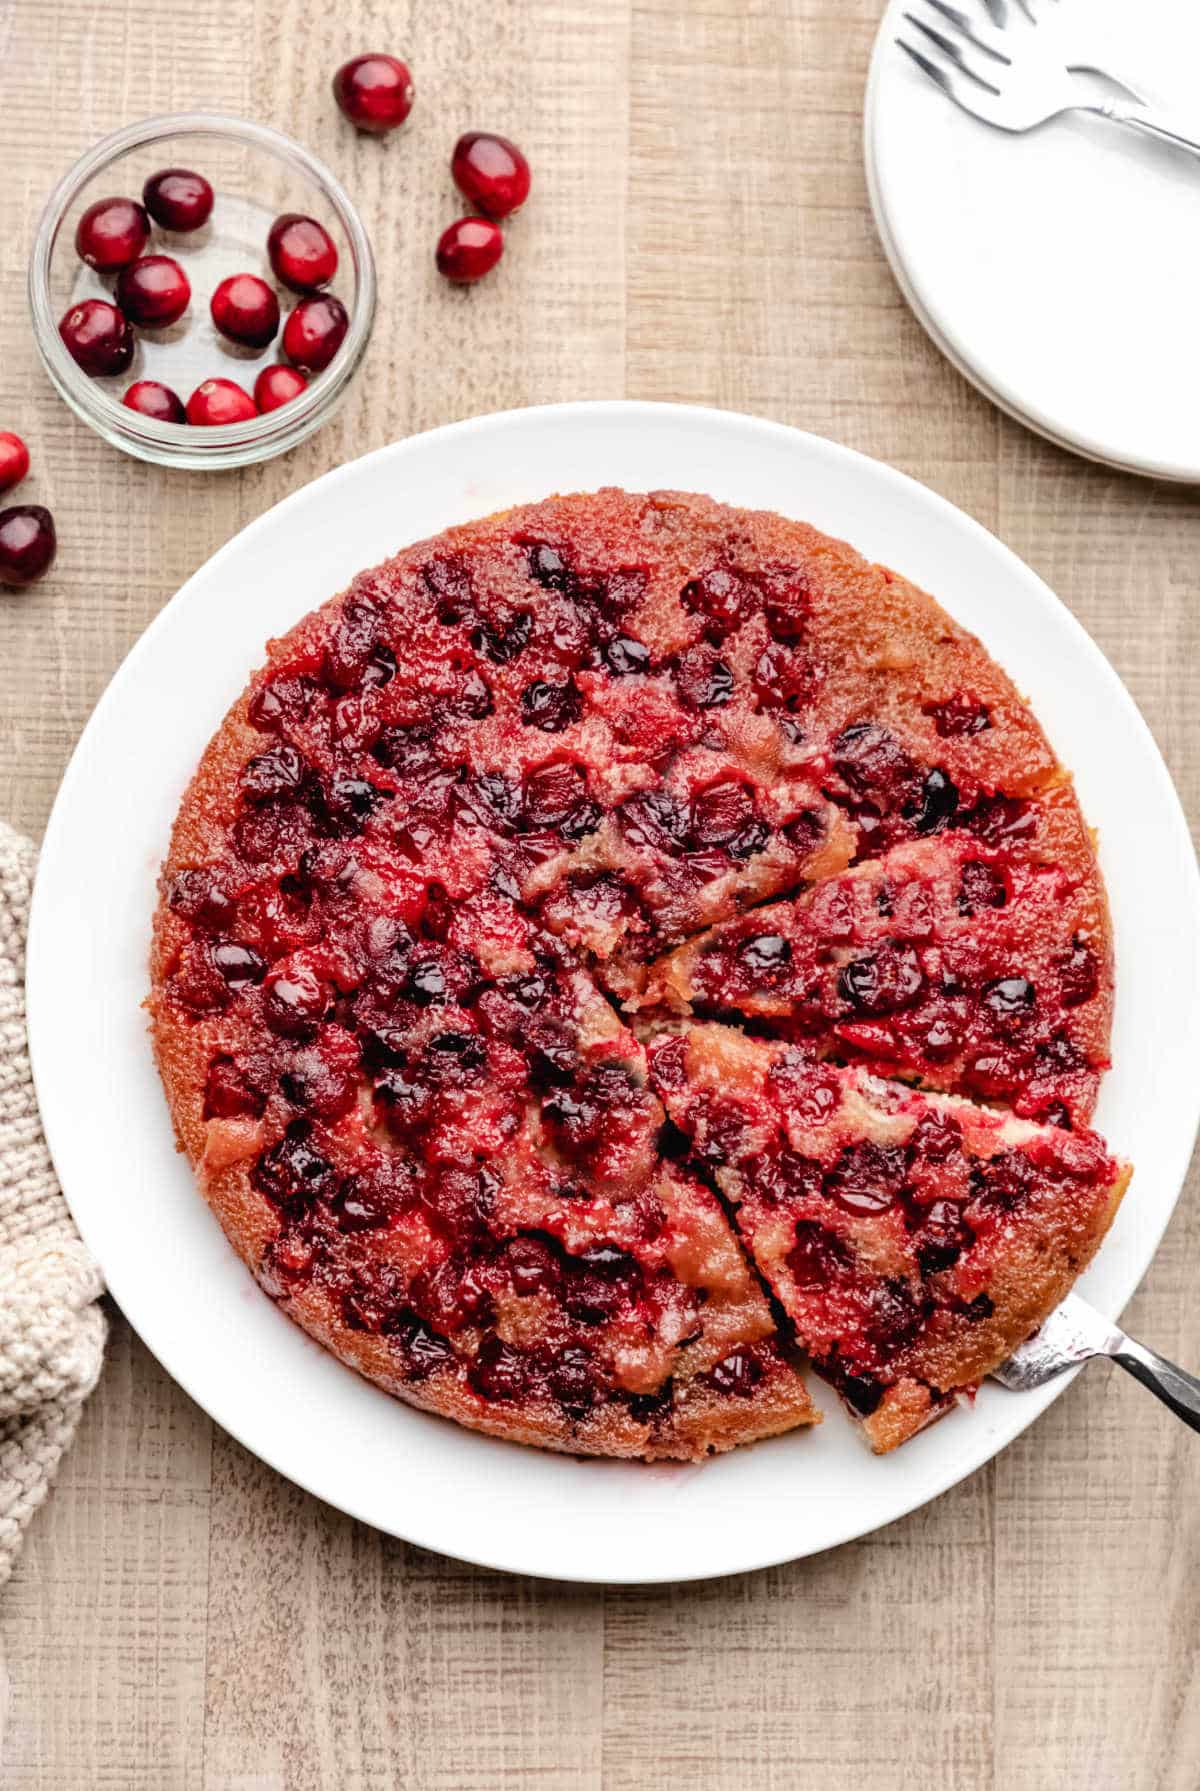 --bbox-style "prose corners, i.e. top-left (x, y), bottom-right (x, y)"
top-left (27, 110), bottom-right (376, 467)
